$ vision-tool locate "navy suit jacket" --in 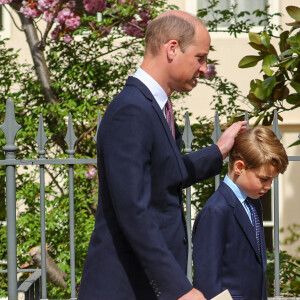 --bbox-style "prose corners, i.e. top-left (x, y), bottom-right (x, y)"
top-left (192, 181), bottom-right (267, 300)
top-left (78, 77), bottom-right (223, 300)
